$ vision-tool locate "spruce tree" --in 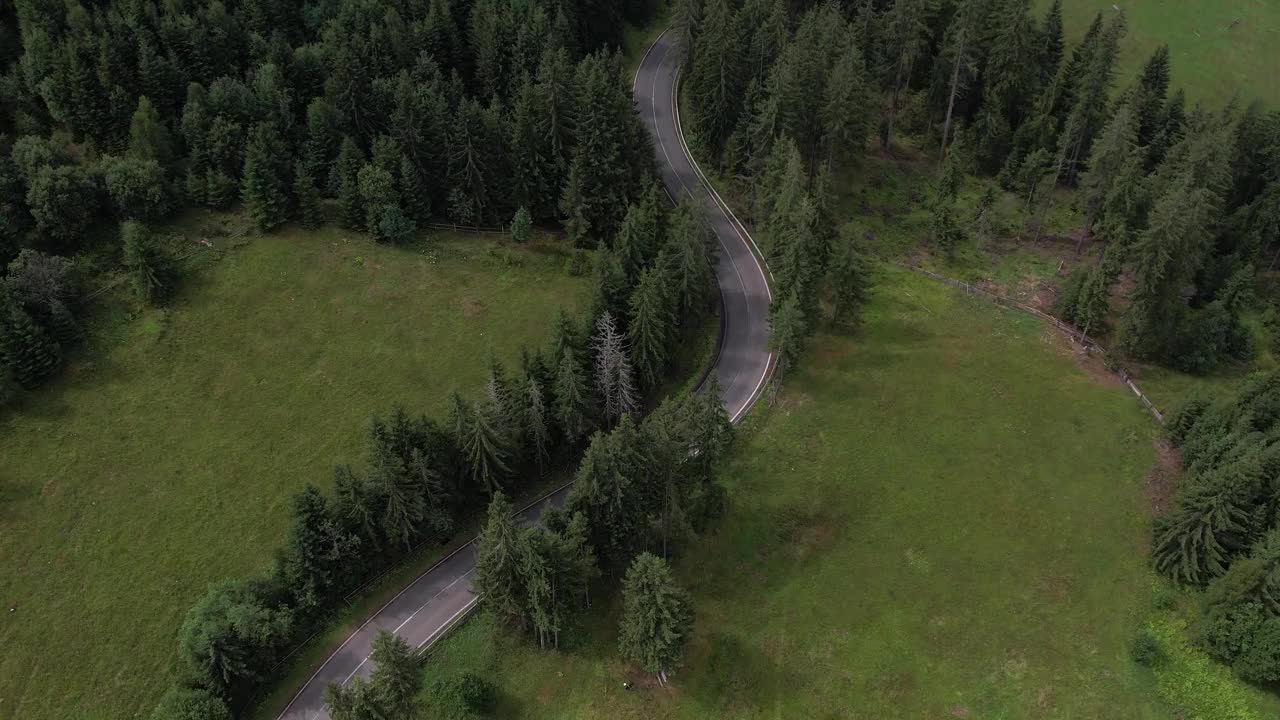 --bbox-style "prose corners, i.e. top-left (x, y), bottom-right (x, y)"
top-left (1135, 45), bottom-right (1172, 148)
top-left (1079, 93), bottom-right (1139, 245)
top-left (474, 492), bottom-right (527, 623)
top-left (882, 0), bottom-right (939, 152)
top-left (975, 0), bottom-right (1041, 169)
top-left (686, 0), bottom-right (745, 161)
top-left (937, 0), bottom-right (987, 158)
top-left (830, 236), bottom-right (872, 327)
top-left (128, 96), bottom-right (174, 166)
top-left (368, 630), bottom-right (420, 716)
top-left (1039, 0), bottom-right (1065, 85)
top-left (242, 122), bottom-right (290, 232)
top-left (293, 161), bottom-right (322, 228)
top-left (526, 378), bottom-right (551, 474)
top-left (554, 348), bottom-right (594, 443)
top-left (668, 198), bottom-right (714, 318)
top-left (768, 291), bottom-right (806, 383)
top-left (628, 266), bottom-right (674, 389)
top-left (454, 395), bottom-right (512, 495)
top-left (511, 206), bottom-right (533, 245)
top-left (0, 298), bottom-right (60, 389)
top-left (618, 552), bottom-right (694, 683)
top-left (334, 137), bottom-right (365, 230)
top-left (121, 221), bottom-right (176, 305)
